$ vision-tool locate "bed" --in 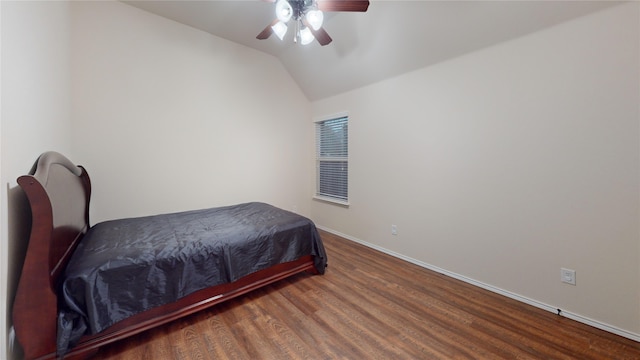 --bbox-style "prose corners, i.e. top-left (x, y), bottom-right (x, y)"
top-left (12, 151), bottom-right (327, 360)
